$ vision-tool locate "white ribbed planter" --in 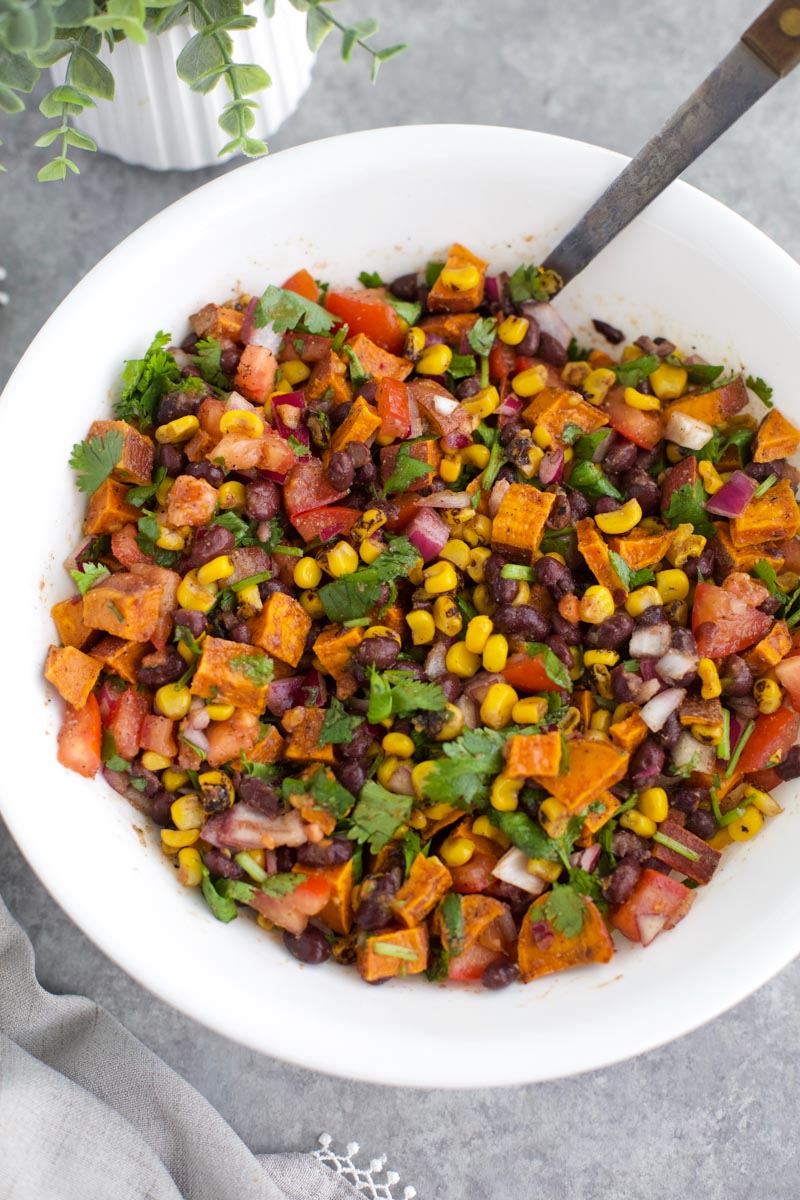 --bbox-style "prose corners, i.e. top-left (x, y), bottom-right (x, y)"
top-left (50, 5), bottom-right (314, 171)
